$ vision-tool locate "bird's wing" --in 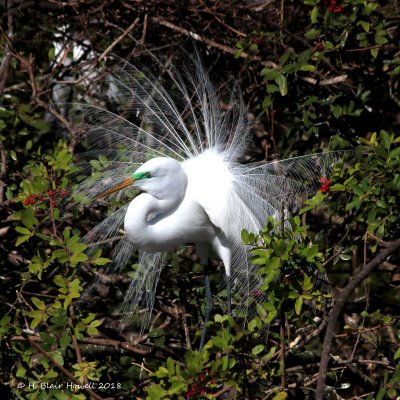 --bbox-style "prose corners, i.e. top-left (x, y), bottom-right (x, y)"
top-left (184, 150), bottom-right (349, 321)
